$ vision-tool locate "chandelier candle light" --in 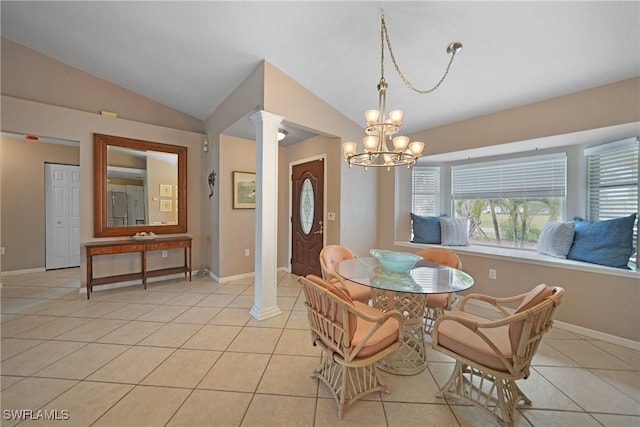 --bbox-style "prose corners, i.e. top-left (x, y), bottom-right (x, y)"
top-left (343, 14), bottom-right (462, 170)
